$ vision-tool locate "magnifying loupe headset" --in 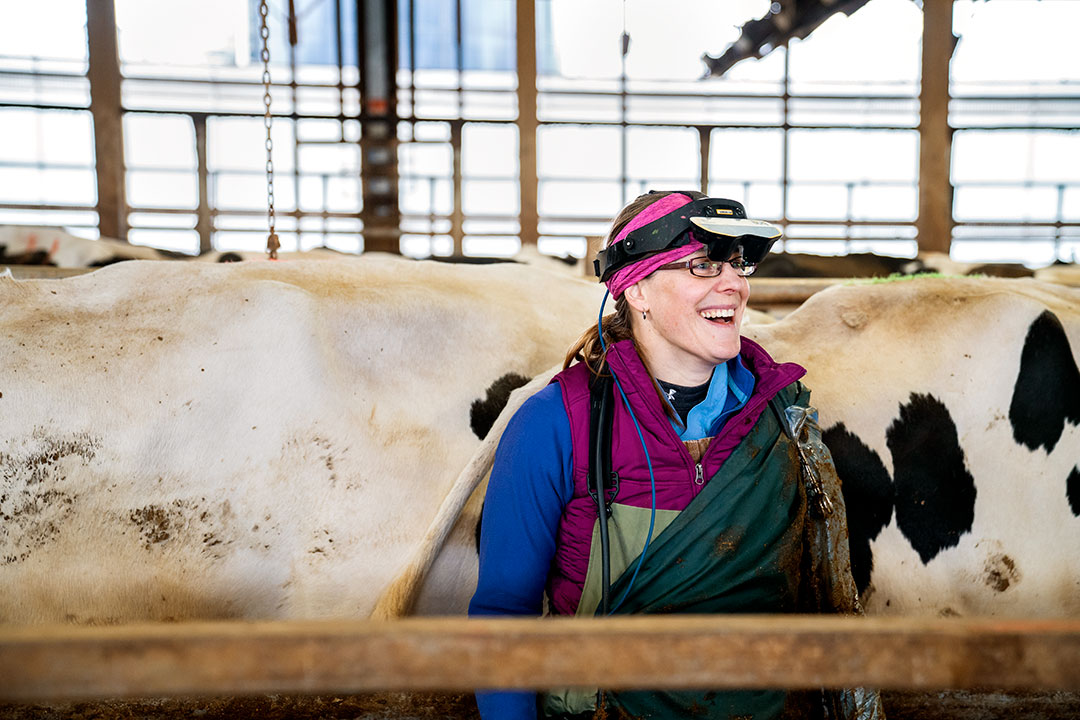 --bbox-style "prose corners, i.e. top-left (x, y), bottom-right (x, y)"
top-left (594, 194), bottom-right (783, 282)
